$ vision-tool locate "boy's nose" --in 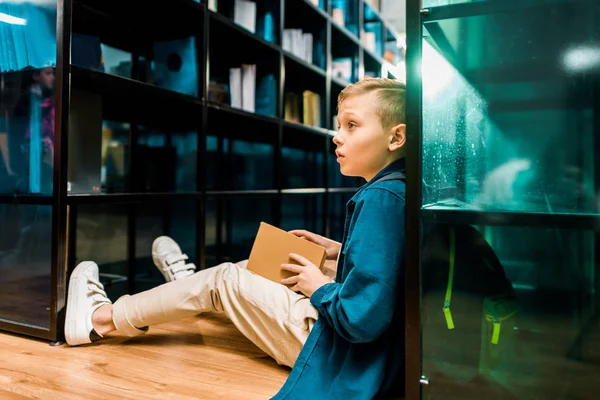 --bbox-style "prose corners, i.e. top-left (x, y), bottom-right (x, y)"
top-left (332, 134), bottom-right (342, 146)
